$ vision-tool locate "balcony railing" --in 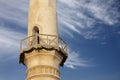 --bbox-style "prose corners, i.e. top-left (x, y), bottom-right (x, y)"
top-left (20, 34), bottom-right (68, 56)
